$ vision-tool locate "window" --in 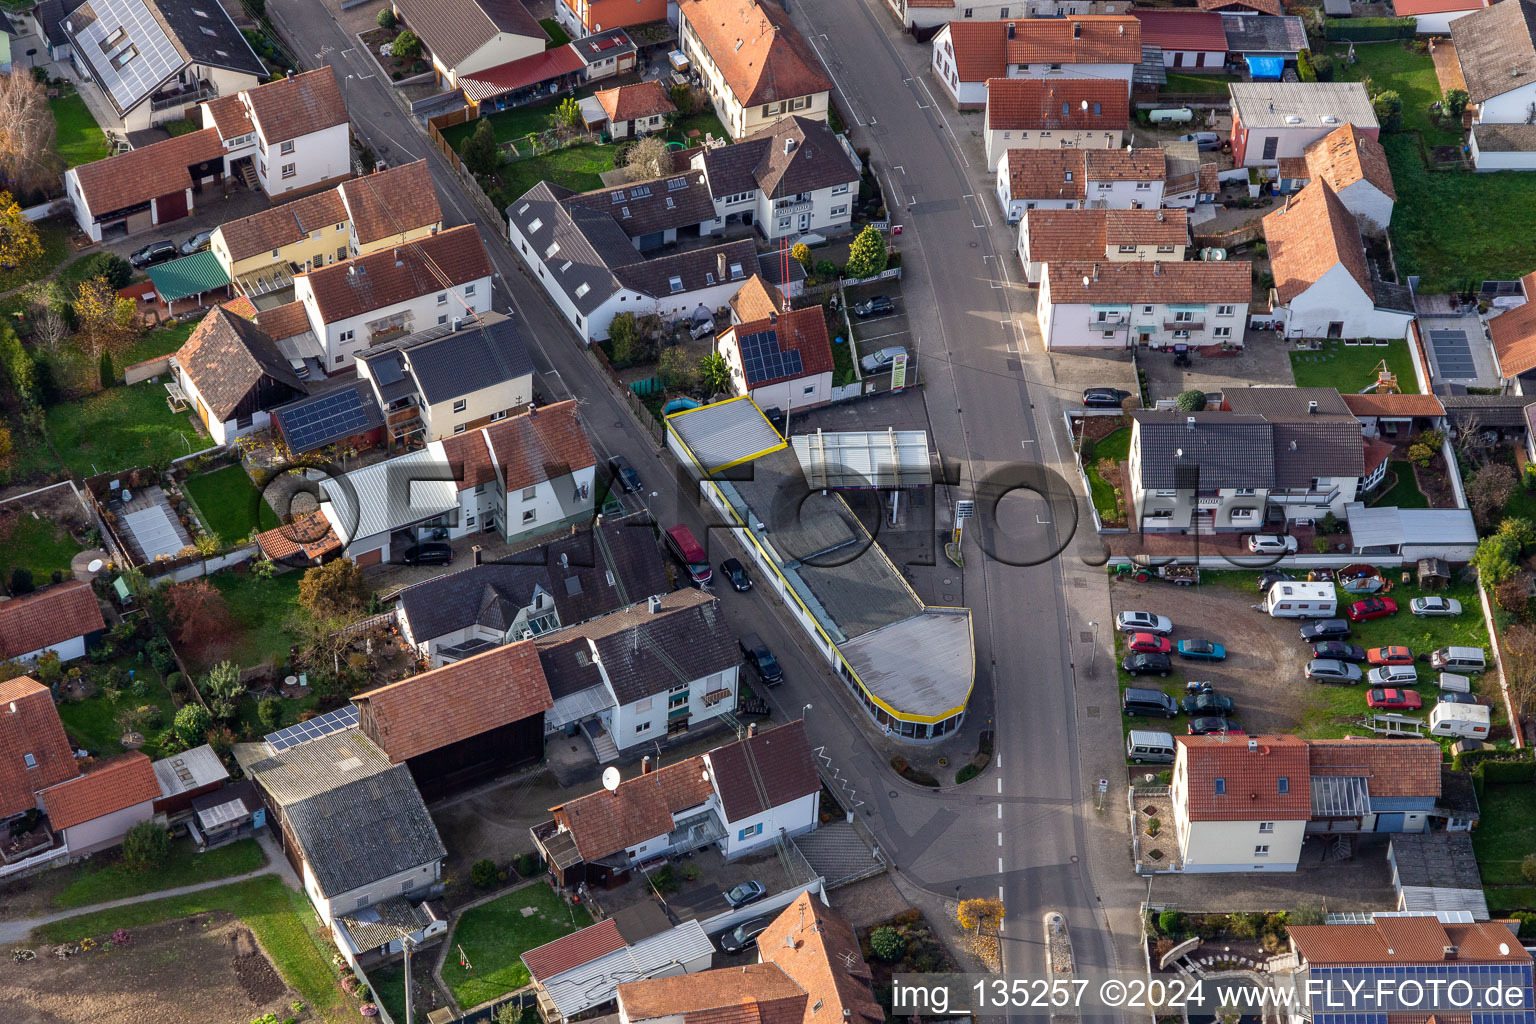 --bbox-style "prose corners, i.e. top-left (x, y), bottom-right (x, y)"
top-left (22, 752), bottom-right (36, 769)
top-left (522, 509), bottom-right (537, 523)
top-left (1216, 305), bottom-right (1235, 317)
top-left (528, 217), bottom-right (543, 233)
top-left (1214, 778), bottom-right (1226, 795)
top-left (1234, 487), bottom-right (1255, 496)
top-left (831, 204), bottom-right (848, 217)
top-left (1173, 330), bottom-right (1190, 339)
top-left (1259, 822), bottom-right (1274, 833)
top-left (334, 354), bottom-right (345, 364)
top-left (464, 283), bottom-right (476, 297)
top-left (831, 183), bottom-right (849, 195)
top-left (1254, 845), bottom-right (1269, 856)
top-left (453, 399), bottom-right (467, 413)
top-left (803, 384), bottom-right (816, 396)
top-left (963, 7), bottom-right (973, 15)
top-left (574, 282), bottom-right (590, 299)
top-left (339, 330), bottom-right (355, 344)
top-left (1214, 326), bottom-right (1232, 339)
top-left (453, 424), bottom-right (466, 434)
top-left (280, 140), bottom-right (294, 155)
top-left (1003, 131), bottom-right (1012, 141)
top-left (437, 292), bottom-right (448, 306)
top-left (337, 246), bottom-right (347, 261)
top-left (1277, 777), bottom-right (1289, 794)
top-left (999, 5), bottom-right (1008, 13)
top-left (1041, 131), bottom-right (1053, 139)
top-left (635, 722), bottom-right (651, 734)
top-left (1174, 311), bottom-right (1193, 322)
top-left (1135, 181), bottom-right (1152, 191)
top-left (400, 880), bottom-right (412, 894)
top-left (475, 482), bottom-right (487, 494)
top-left (668, 276), bottom-right (684, 293)
top-left (729, 262), bottom-right (745, 279)
top-left (738, 823), bottom-right (764, 840)
top-left (281, 163), bottom-right (296, 179)
top-left (1102, 331), bottom-right (1115, 339)
top-left (490, 410), bottom-right (507, 422)
top-left (272, 248), bottom-right (280, 258)
top-left (545, 242), bottom-right (559, 259)
top-left (1118, 244), bottom-right (1137, 253)
top-left (522, 485), bottom-right (537, 500)
top-left (762, 102), bottom-right (781, 116)
top-left (1156, 244), bottom-right (1176, 254)
top-left (1142, 305), bottom-right (1153, 314)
